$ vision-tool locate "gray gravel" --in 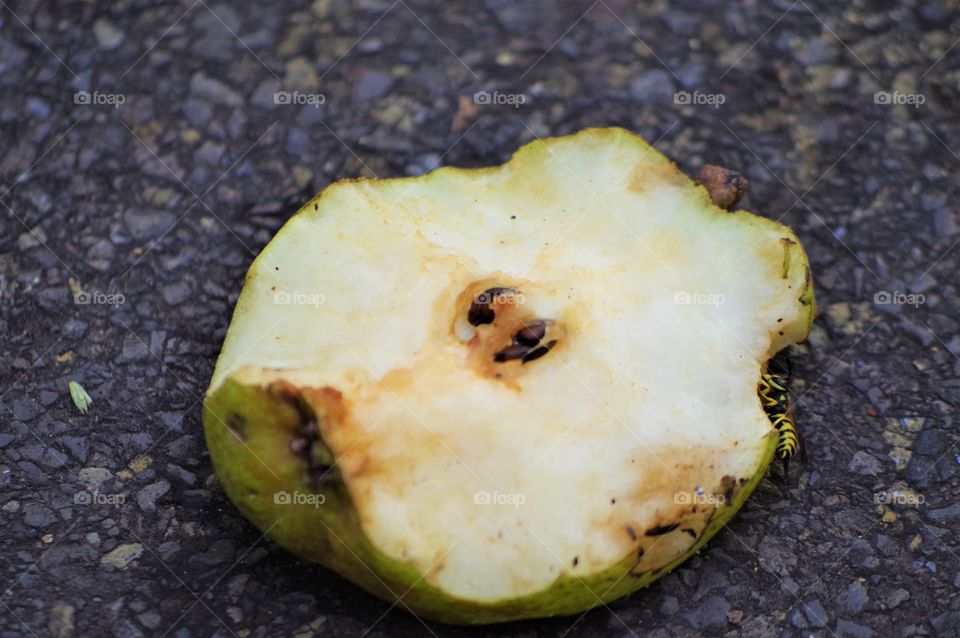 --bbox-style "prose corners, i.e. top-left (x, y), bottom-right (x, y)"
top-left (2, 1), bottom-right (960, 637)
